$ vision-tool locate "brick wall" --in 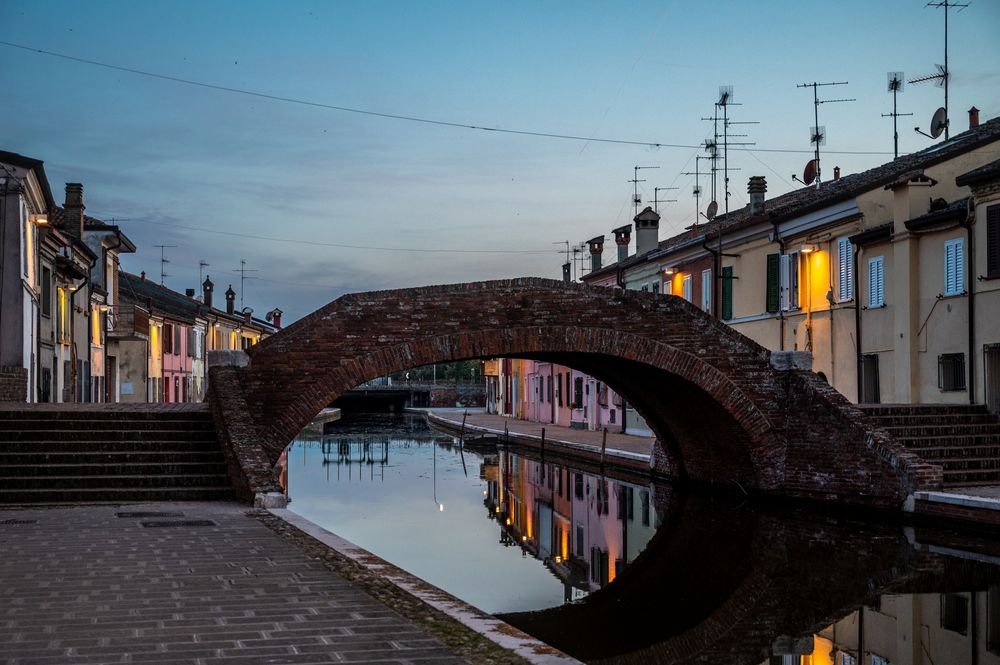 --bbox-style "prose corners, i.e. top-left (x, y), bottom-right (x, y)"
top-left (0, 366), bottom-right (27, 402)
top-left (213, 278), bottom-right (936, 508)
